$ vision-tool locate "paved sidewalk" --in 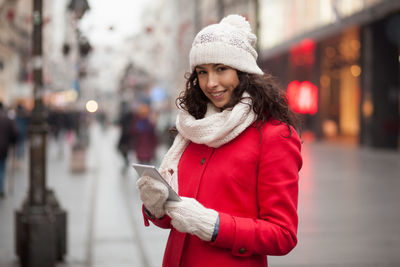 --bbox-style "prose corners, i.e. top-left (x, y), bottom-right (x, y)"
top-left (270, 142), bottom-right (400, 267)
top-left (1, 122), bottom-right (400, 267)
top-left (0, 123), bottom-right (168, 267)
